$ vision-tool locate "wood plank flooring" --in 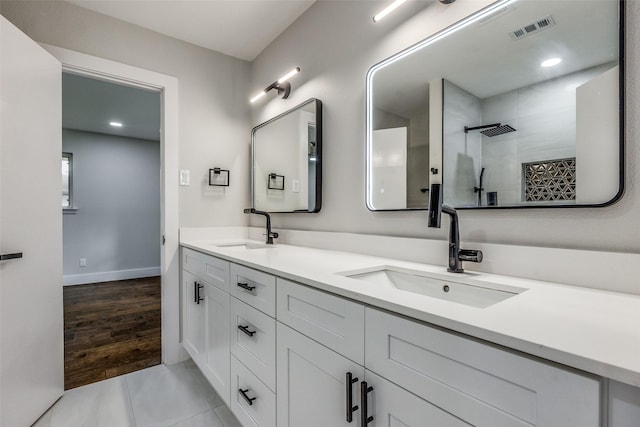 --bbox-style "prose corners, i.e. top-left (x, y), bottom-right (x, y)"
top-left (63, 276), bottom-right (161, 390)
